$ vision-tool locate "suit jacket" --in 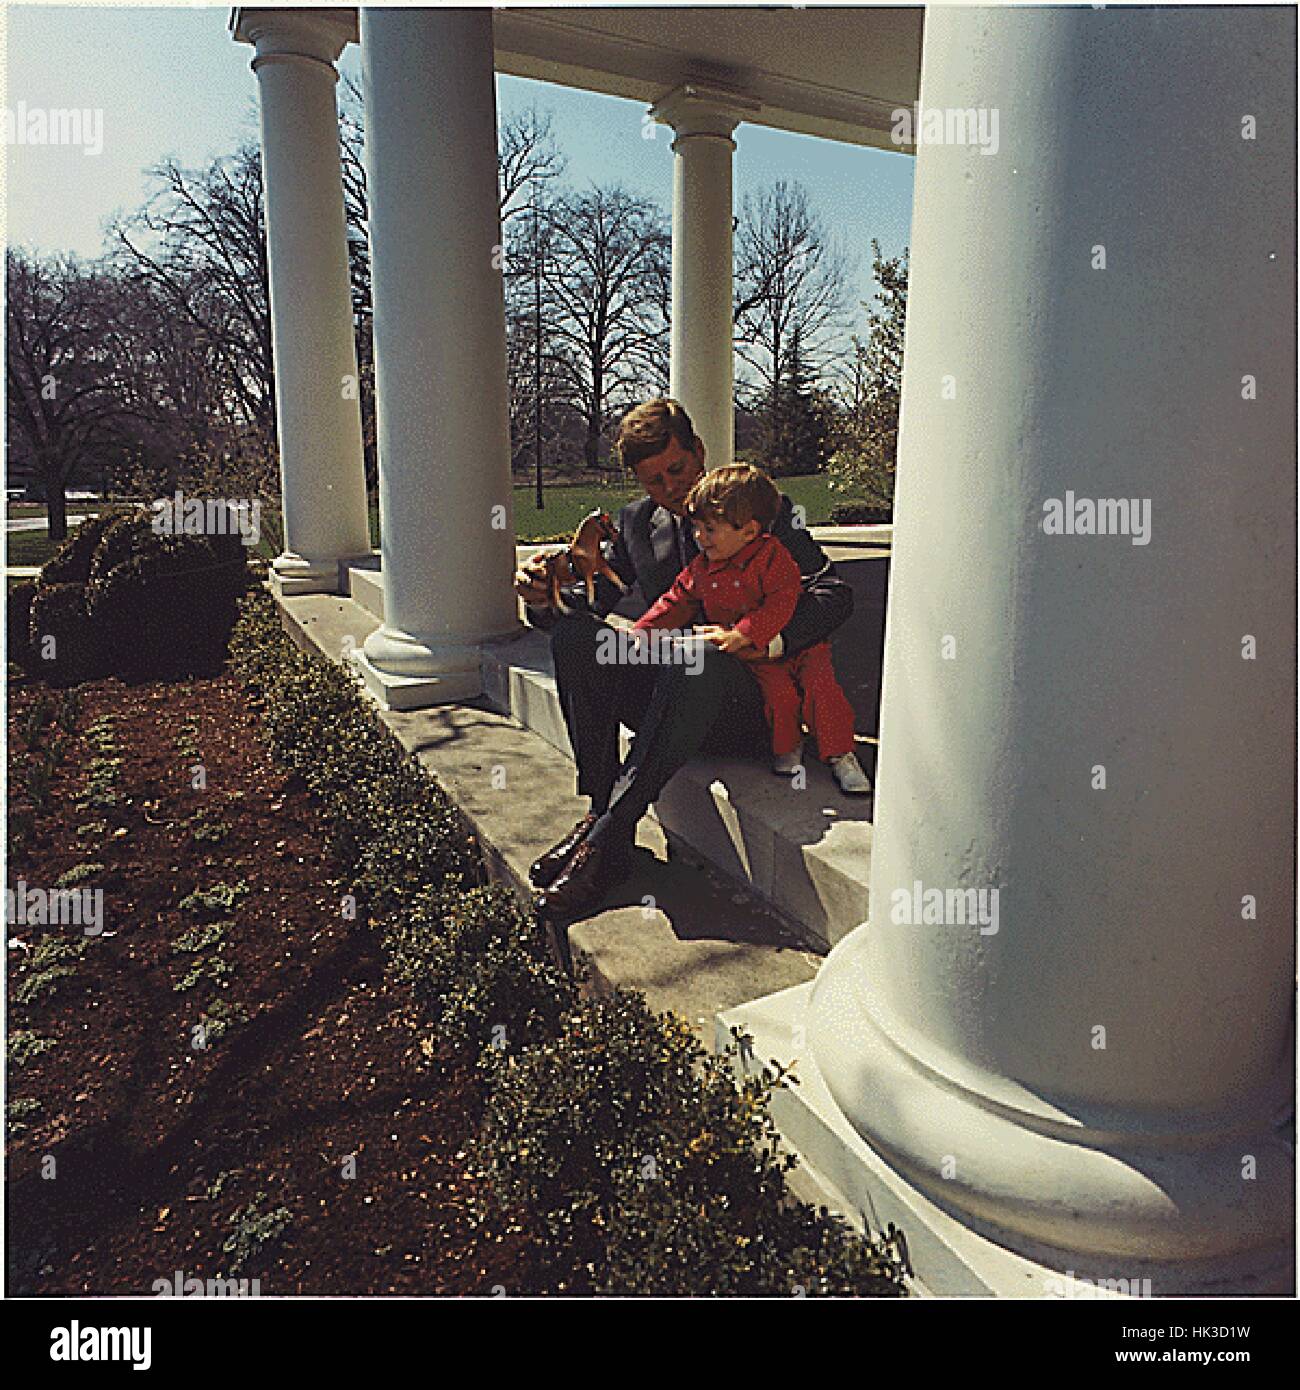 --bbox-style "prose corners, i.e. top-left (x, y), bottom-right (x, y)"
top-left (525, 493), bottom-right (853, 656)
